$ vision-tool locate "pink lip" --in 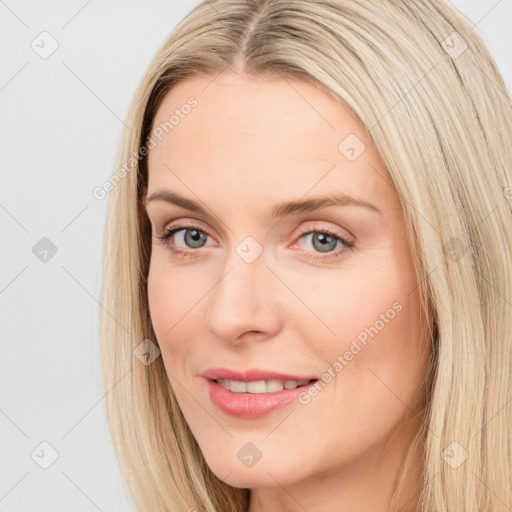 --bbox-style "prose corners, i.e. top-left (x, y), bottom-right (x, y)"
top-left (205, 379), bottom-right (317, 418)
top-left (202, 367), bottom-right (318, 382)
top-left (202, 367), bottom-right (318, 418)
